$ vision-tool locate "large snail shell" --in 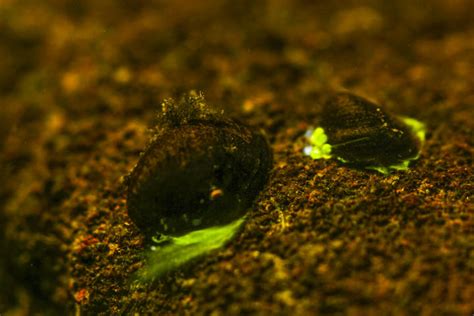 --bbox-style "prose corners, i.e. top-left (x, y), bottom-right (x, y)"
top-left (126, 93), bottom-right (272, 236)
